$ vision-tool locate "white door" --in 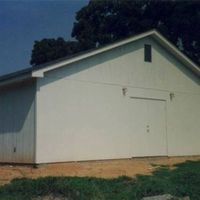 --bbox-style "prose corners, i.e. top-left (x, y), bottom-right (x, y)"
top-left (129, 97), bottom-right (167, 157)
